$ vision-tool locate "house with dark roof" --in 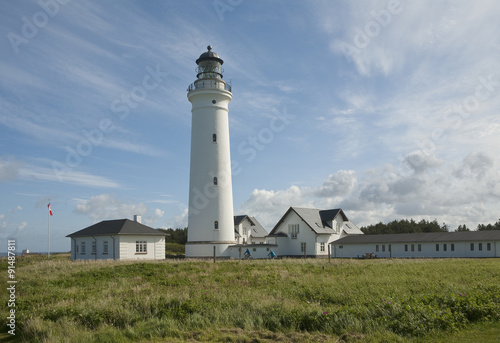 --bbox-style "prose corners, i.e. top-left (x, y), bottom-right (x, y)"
top-left (331, 231), bottom-right (500, 258)
top-left (234, 215), bottom-right (268, 244)
top-left (66, 216), bottom-right (168, 260)
top-left (266, 207), bottom-right (363, 257)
